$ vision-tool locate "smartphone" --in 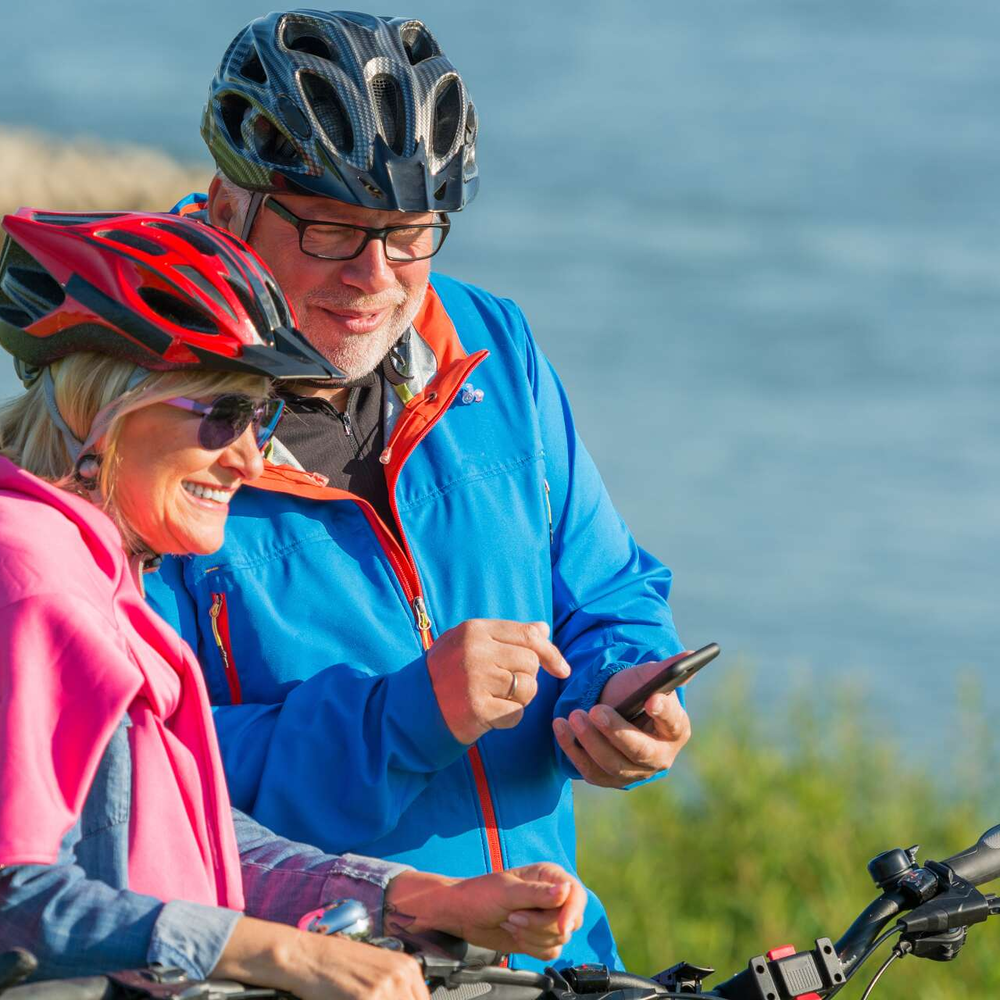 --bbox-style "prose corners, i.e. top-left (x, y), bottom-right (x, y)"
top-left (612, 642), bottom-right (720, 729)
